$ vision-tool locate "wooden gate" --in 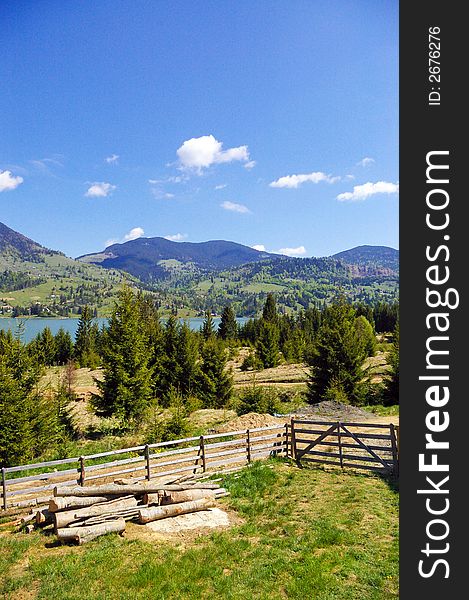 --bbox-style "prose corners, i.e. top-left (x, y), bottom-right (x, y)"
top-left (287, 419), bottom-right (399, 475)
